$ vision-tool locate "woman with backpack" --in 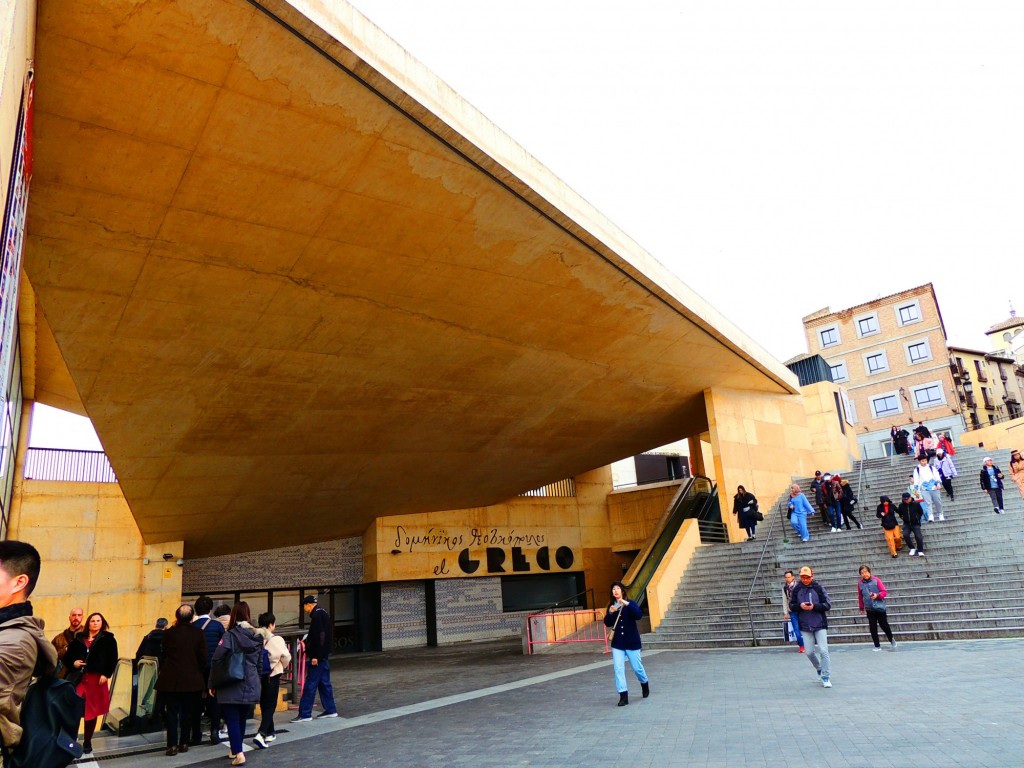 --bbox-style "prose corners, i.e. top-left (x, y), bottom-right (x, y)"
top-left (65, 612), bottom-right (118, 755)
top-left (209, 602), bottom-right (262, 766)
top-left (253, 612), bottom-right (291, 750)
top-left (857, 565), bottom-right (897, 651)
